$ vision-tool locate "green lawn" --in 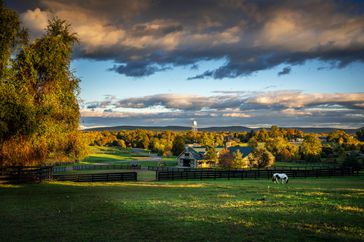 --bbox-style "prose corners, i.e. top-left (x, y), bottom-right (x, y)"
top-left (62, 146), bottom-right (177, 167)
top-left (274, 161), bottom-right (338, 167)
top-left (0, 177), bottom-right (363, 241)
